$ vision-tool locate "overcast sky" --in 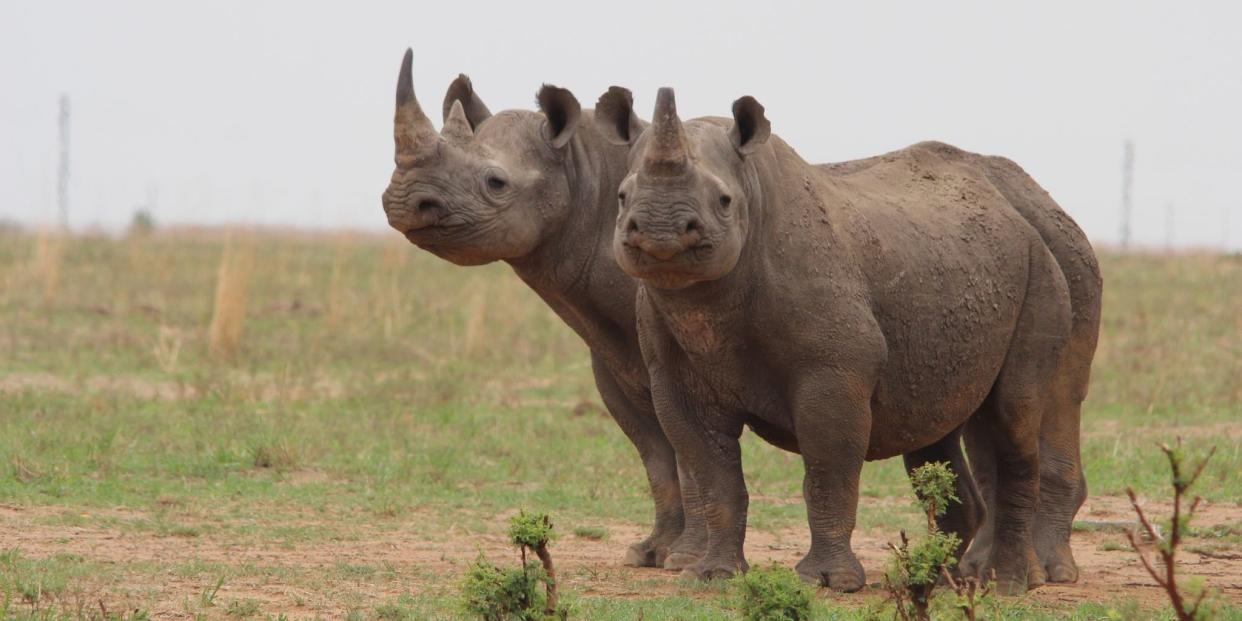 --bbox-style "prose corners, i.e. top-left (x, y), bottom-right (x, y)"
top-left (2, 1), bottom-right (1240, 249)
